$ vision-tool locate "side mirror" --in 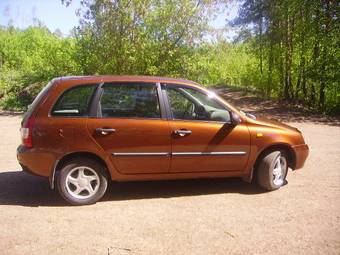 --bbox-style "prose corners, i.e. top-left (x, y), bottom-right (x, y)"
top-left (231, 112), bottom-right (241, 125)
